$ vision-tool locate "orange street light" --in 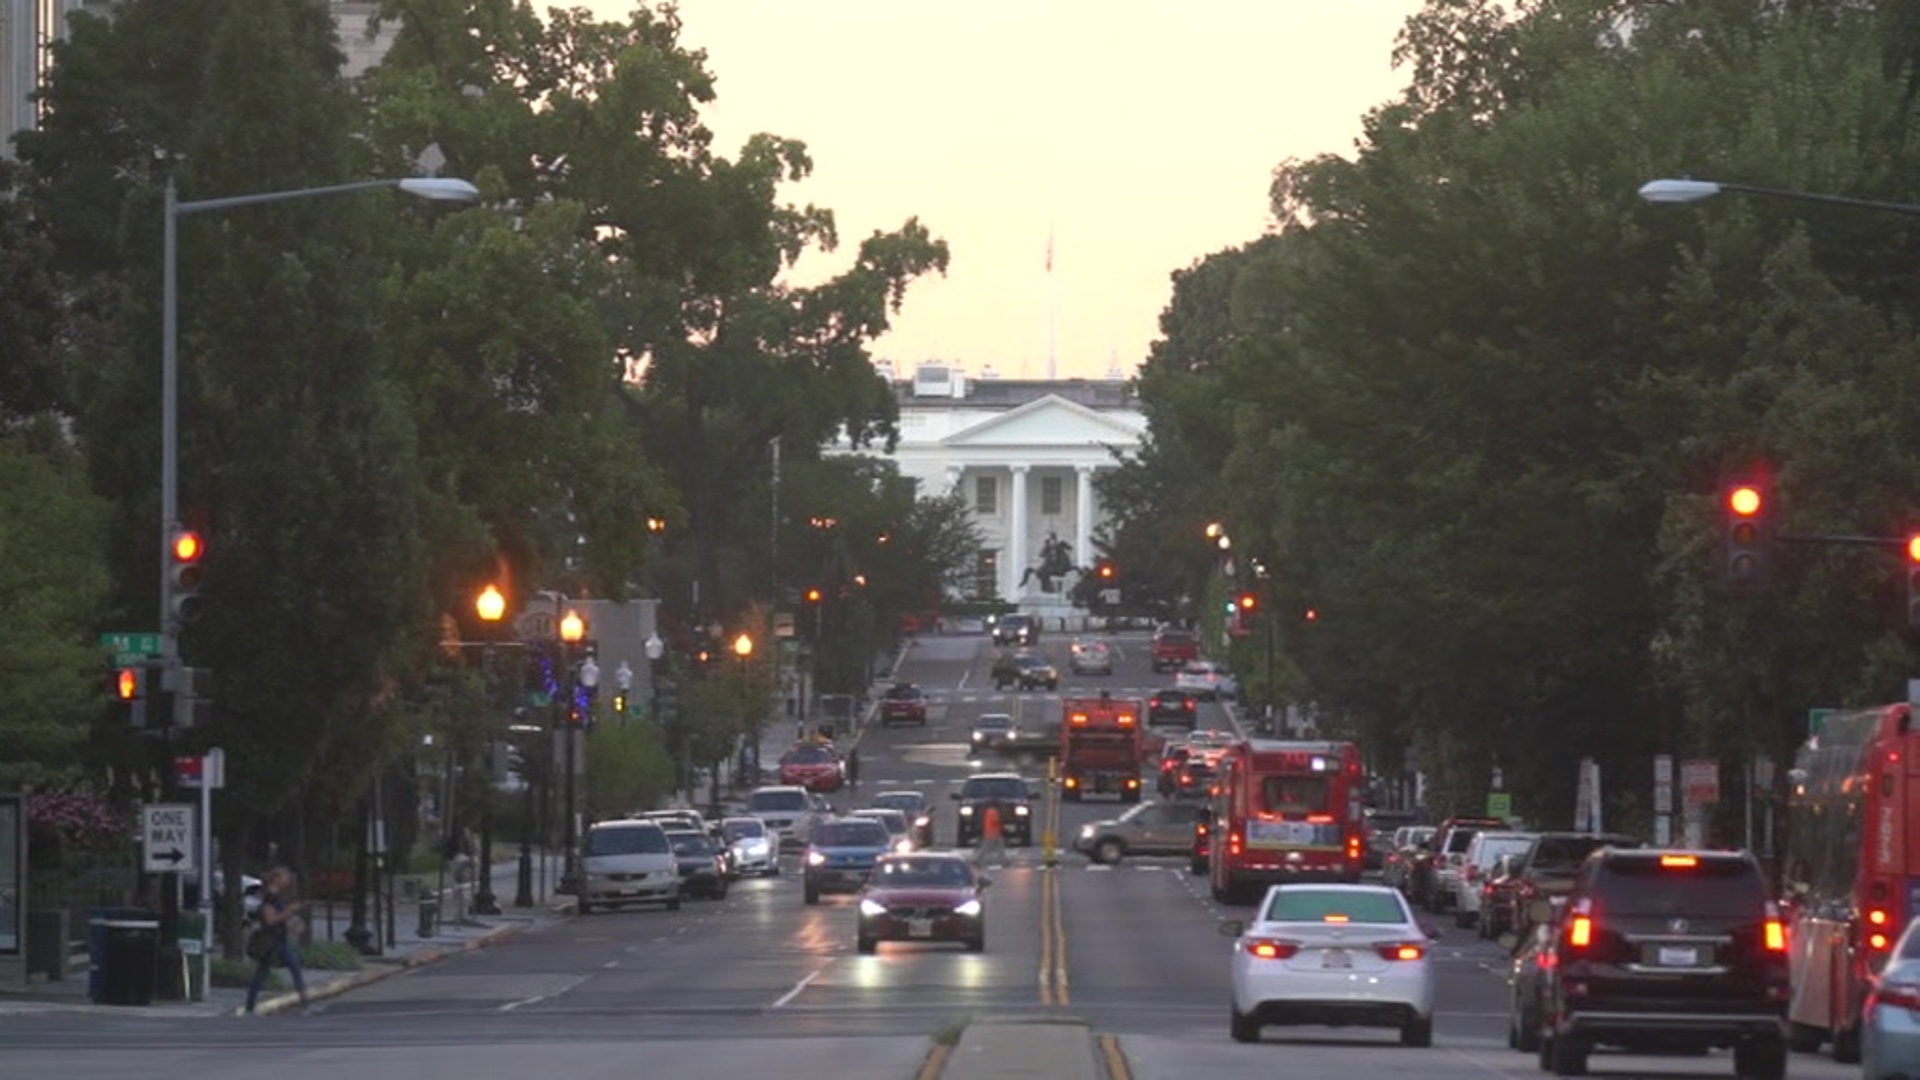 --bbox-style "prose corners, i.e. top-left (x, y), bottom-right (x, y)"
top-left (733, 632), bottom-right (754, 660)
top-left (560, 609), bottom-right (586, 644)
top-left (475, 584), bottom-right (506, 623)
